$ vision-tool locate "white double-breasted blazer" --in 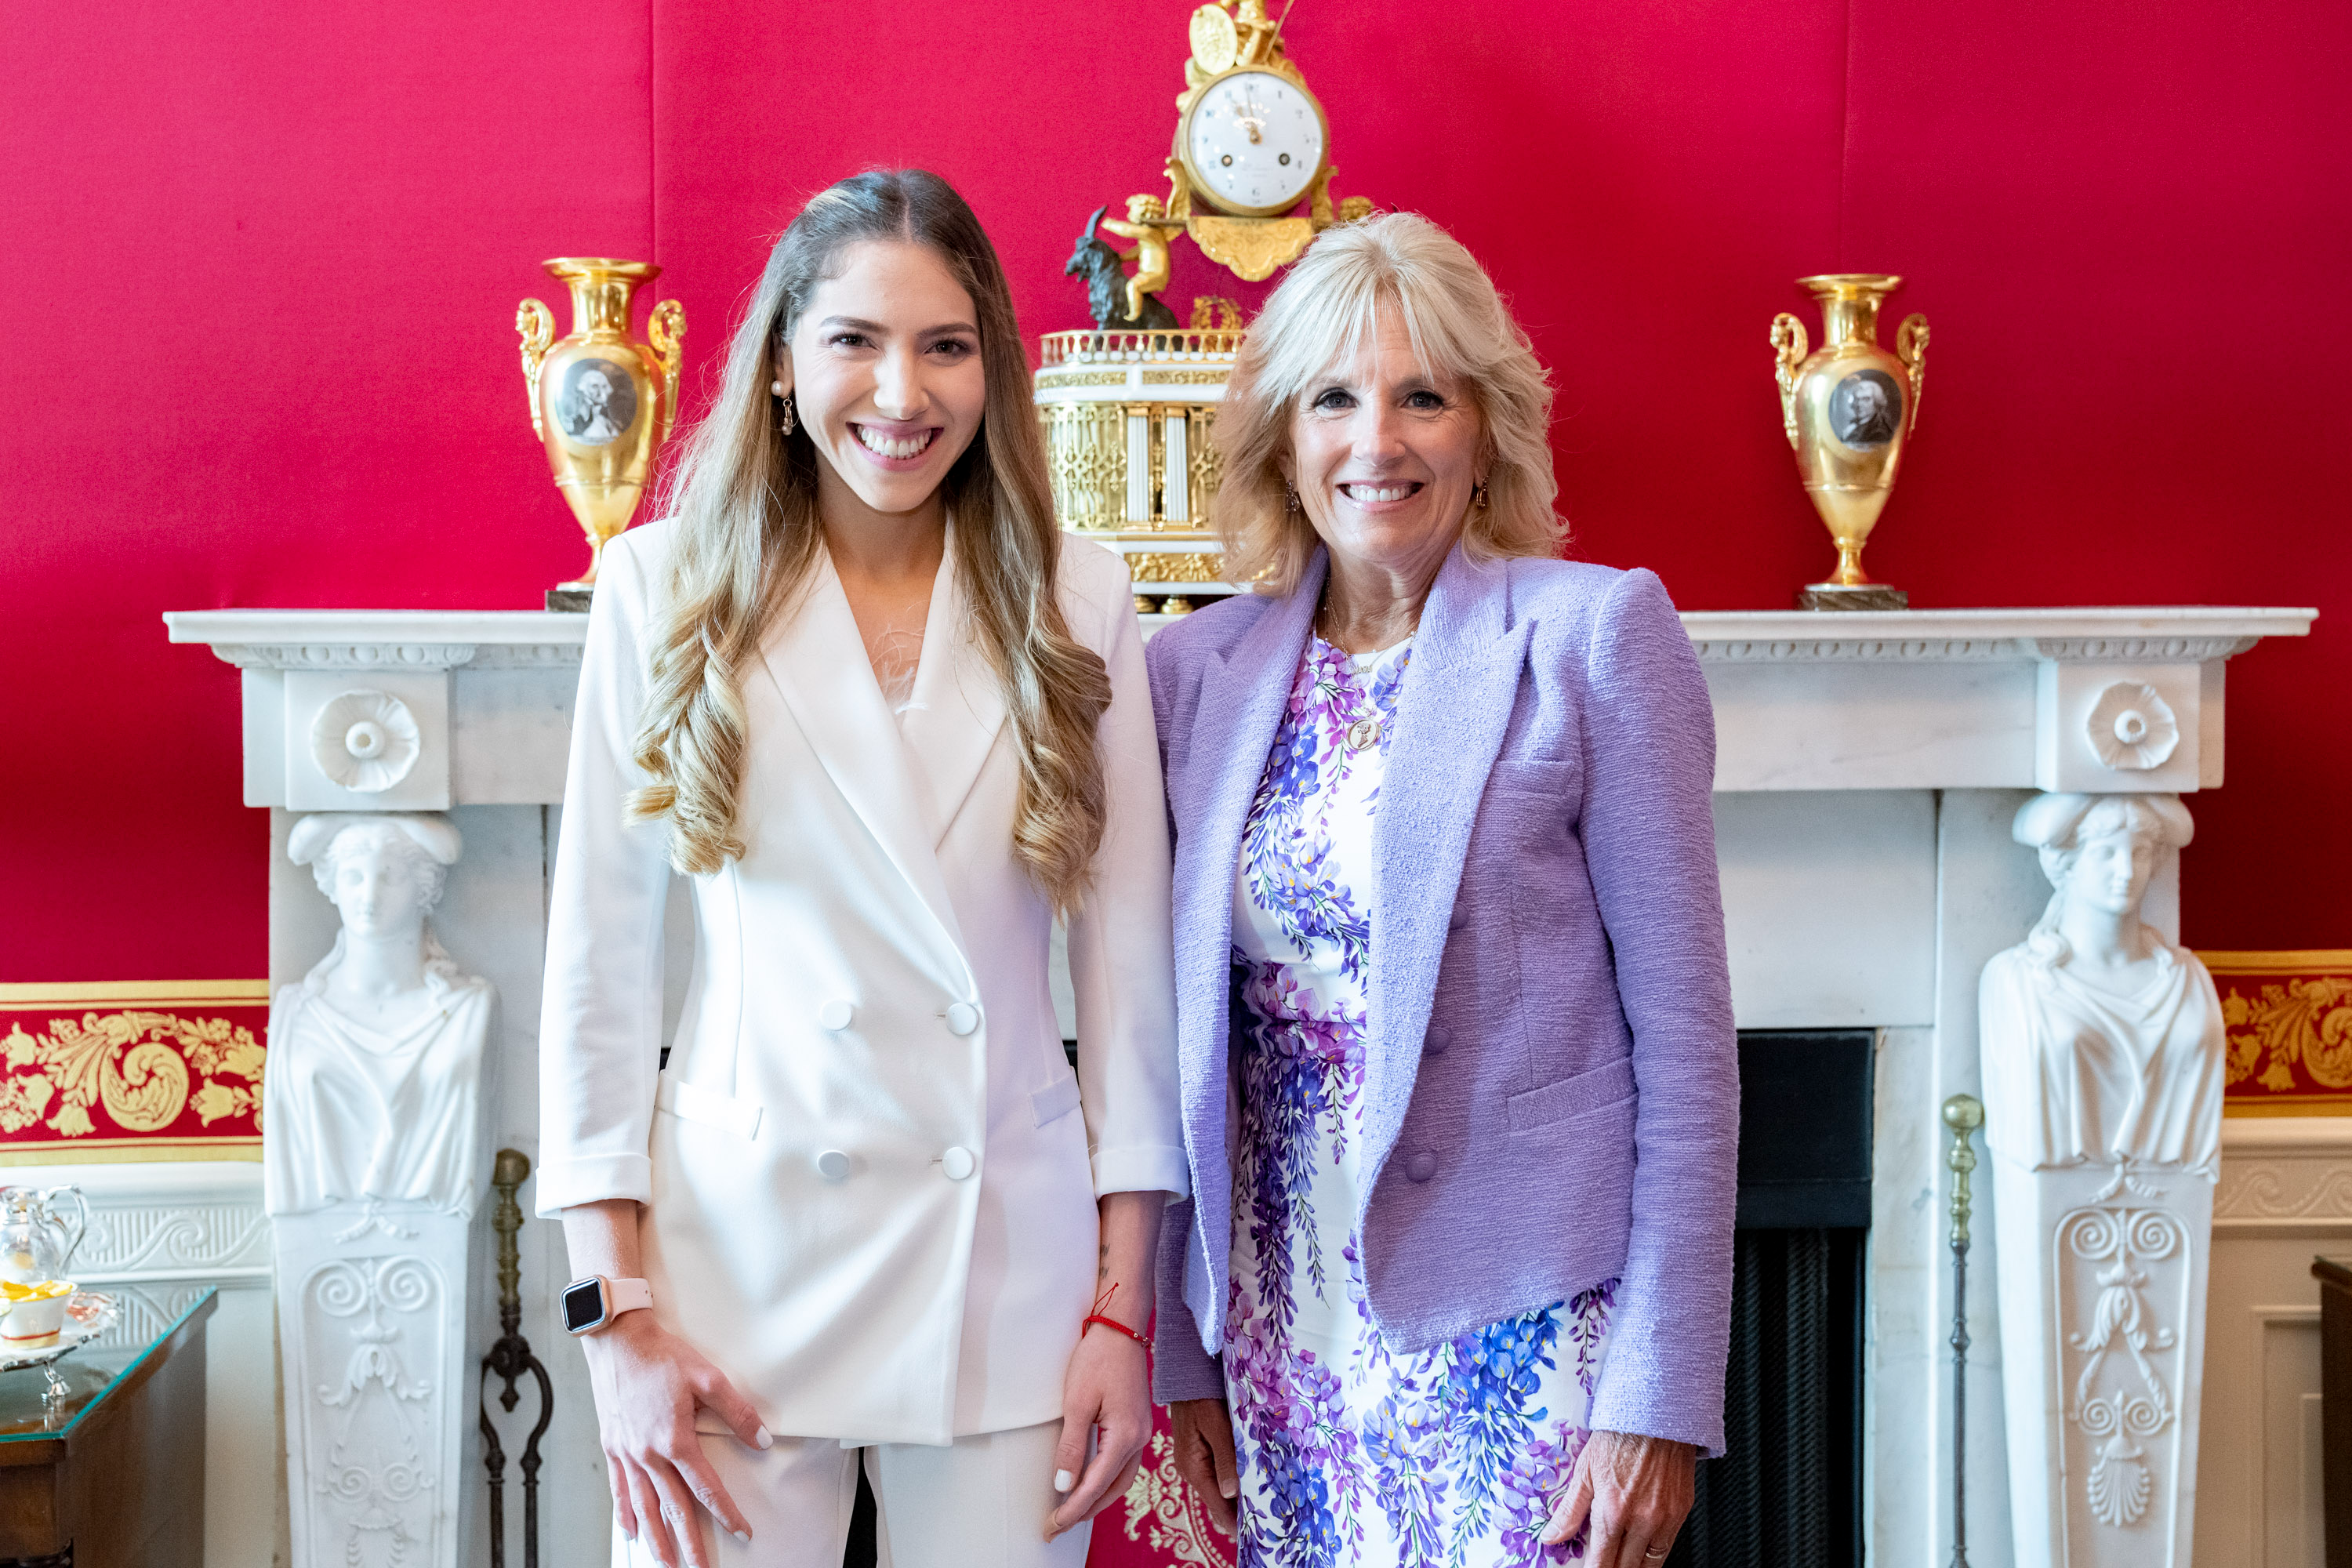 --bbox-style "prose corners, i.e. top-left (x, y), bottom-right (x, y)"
top-left (537, 518), bottom-right (1186, 1446)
